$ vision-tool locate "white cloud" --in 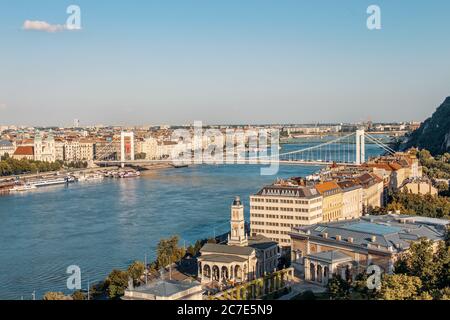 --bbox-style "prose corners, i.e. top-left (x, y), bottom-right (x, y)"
top-left (22, 20), bottom-right (68, 33)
